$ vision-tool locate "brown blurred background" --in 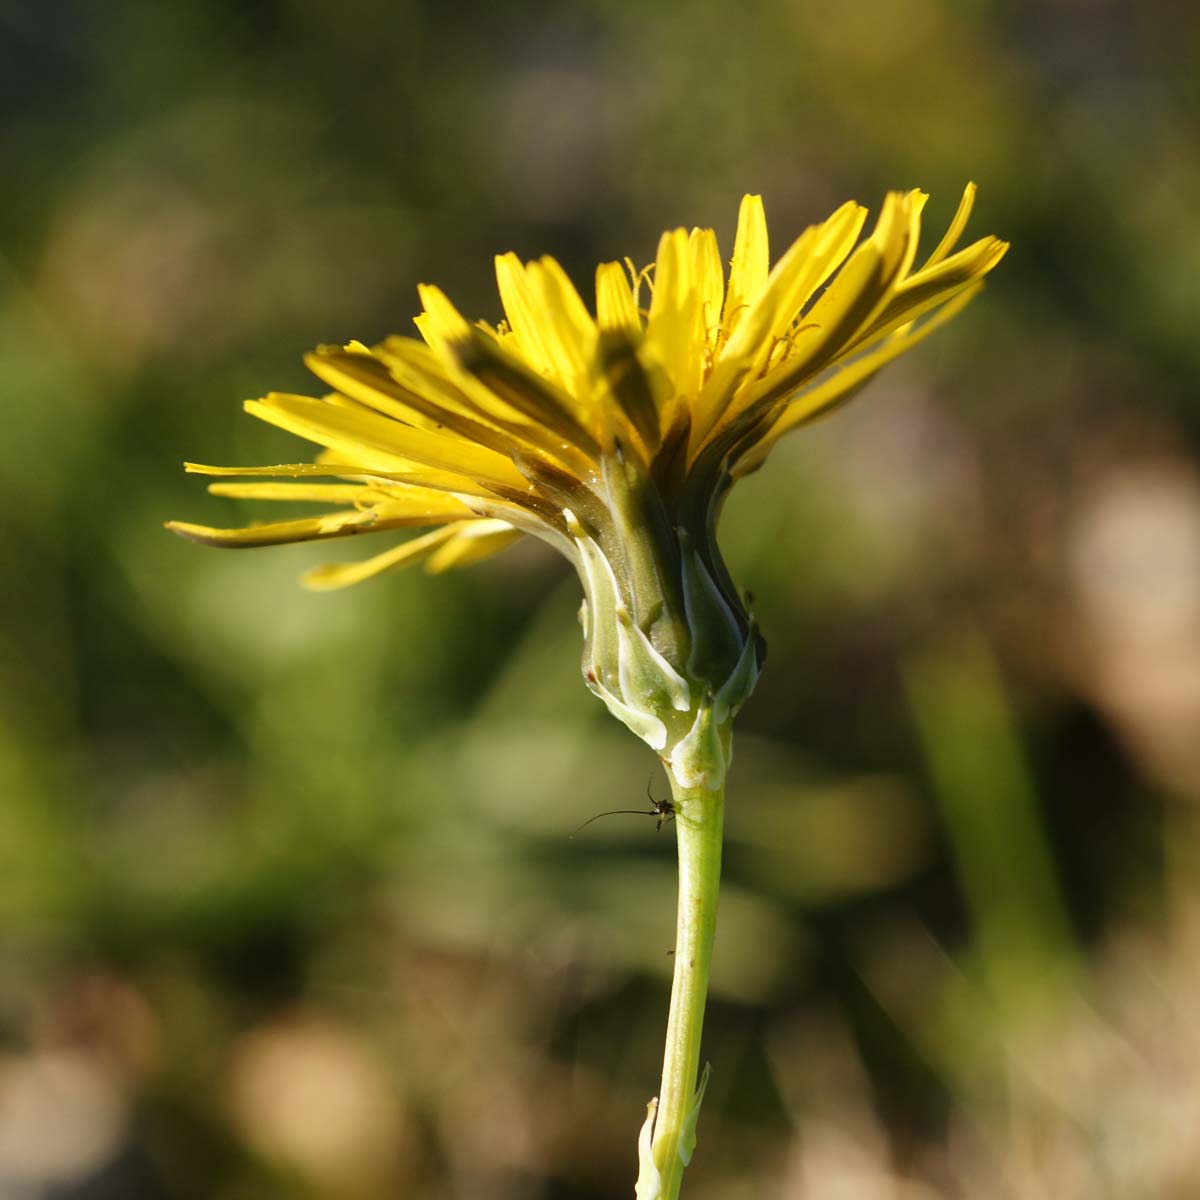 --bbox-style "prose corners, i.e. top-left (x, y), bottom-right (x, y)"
top-left (2, 0), bottom-right (1199, 1196)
